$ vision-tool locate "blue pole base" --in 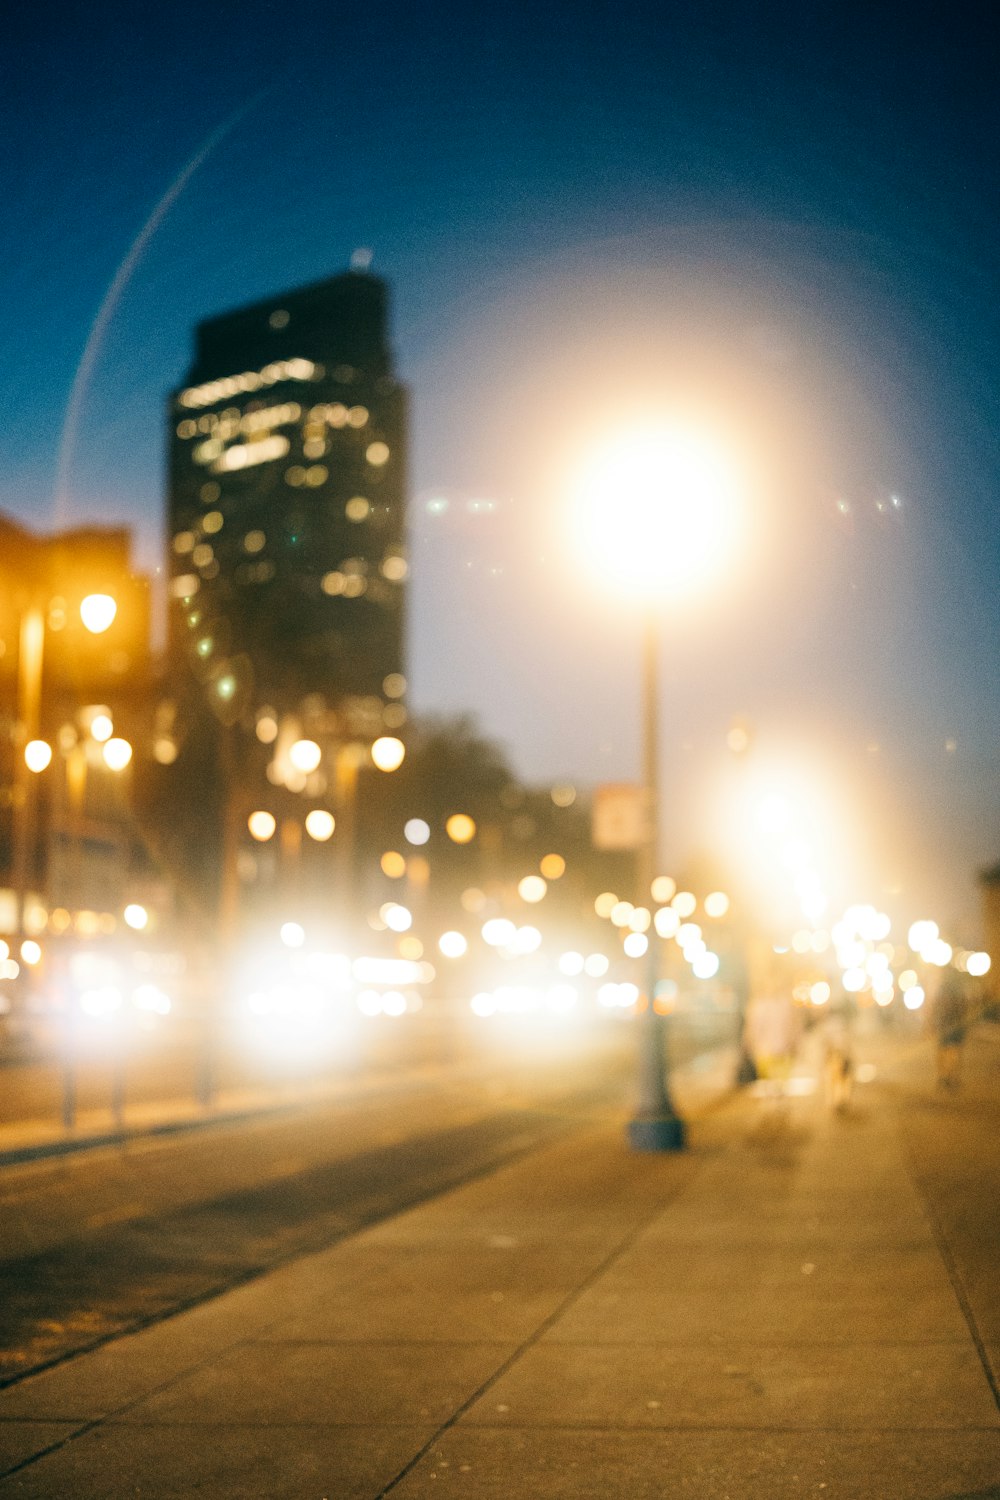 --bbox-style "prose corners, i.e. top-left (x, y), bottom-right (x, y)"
top-left (627, 1115), bottom-right (686, 1152)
